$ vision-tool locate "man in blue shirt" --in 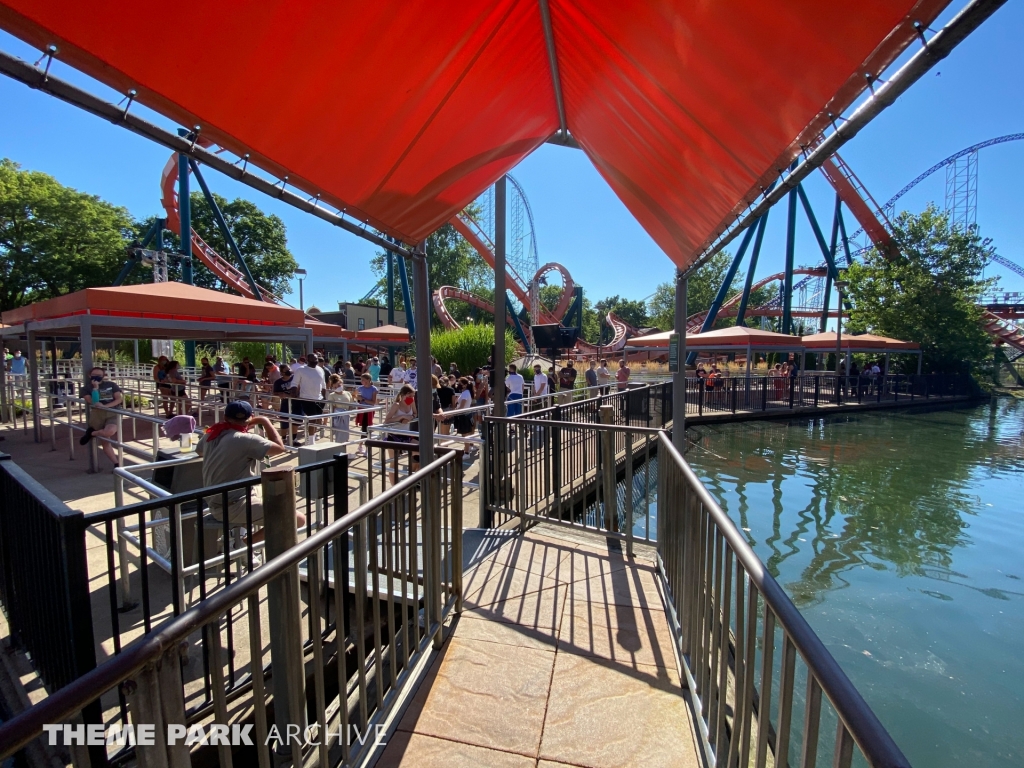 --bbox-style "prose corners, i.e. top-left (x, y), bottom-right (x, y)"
top-left (9, 349), bottom-right (26, 378)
